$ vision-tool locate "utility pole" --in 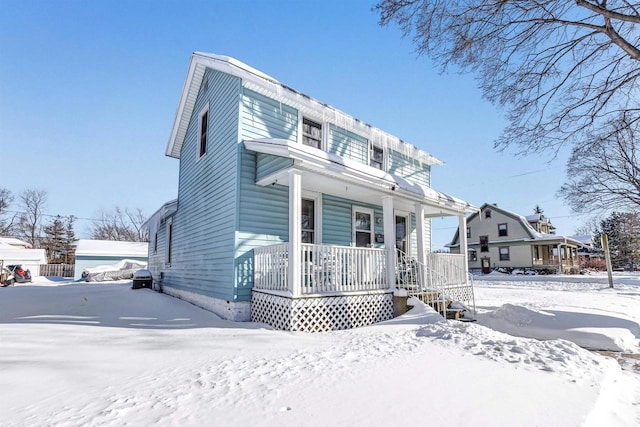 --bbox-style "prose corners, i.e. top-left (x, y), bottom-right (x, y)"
top-left (601, 234), bottom-right (614, 289)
